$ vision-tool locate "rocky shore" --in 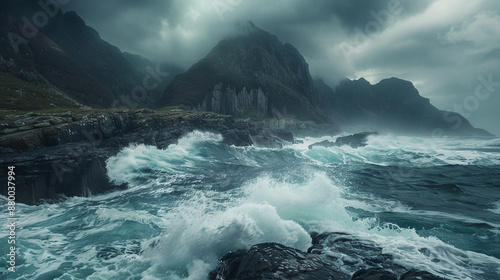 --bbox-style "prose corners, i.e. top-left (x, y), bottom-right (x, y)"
top-left (210, 232), bottom-right (449, 280)
top-left (0, 109), bottom-right (294, 204)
